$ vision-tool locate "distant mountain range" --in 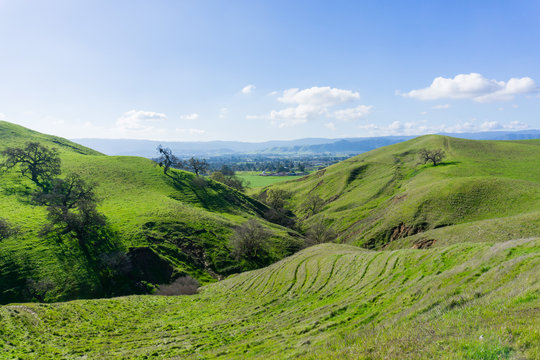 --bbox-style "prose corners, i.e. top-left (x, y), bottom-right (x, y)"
top-left (72, 130), bottom-right (540, 158)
